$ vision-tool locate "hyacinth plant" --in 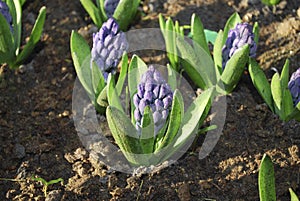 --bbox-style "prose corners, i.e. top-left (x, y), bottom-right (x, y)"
top-left (0, 0), bottom-right (46, 69)
top-left (249, 59), bottom-right (300, 122)
top-left (160, 13), bottom-right (259, 94)
top-left (105, 56), bottom-right (214, 166)
top-left (79, 0), bottom-right (140, 30)
top-left (70, 18), bottom-right (128, 114)
top-left (258, 154), bottom-right (299, 201)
